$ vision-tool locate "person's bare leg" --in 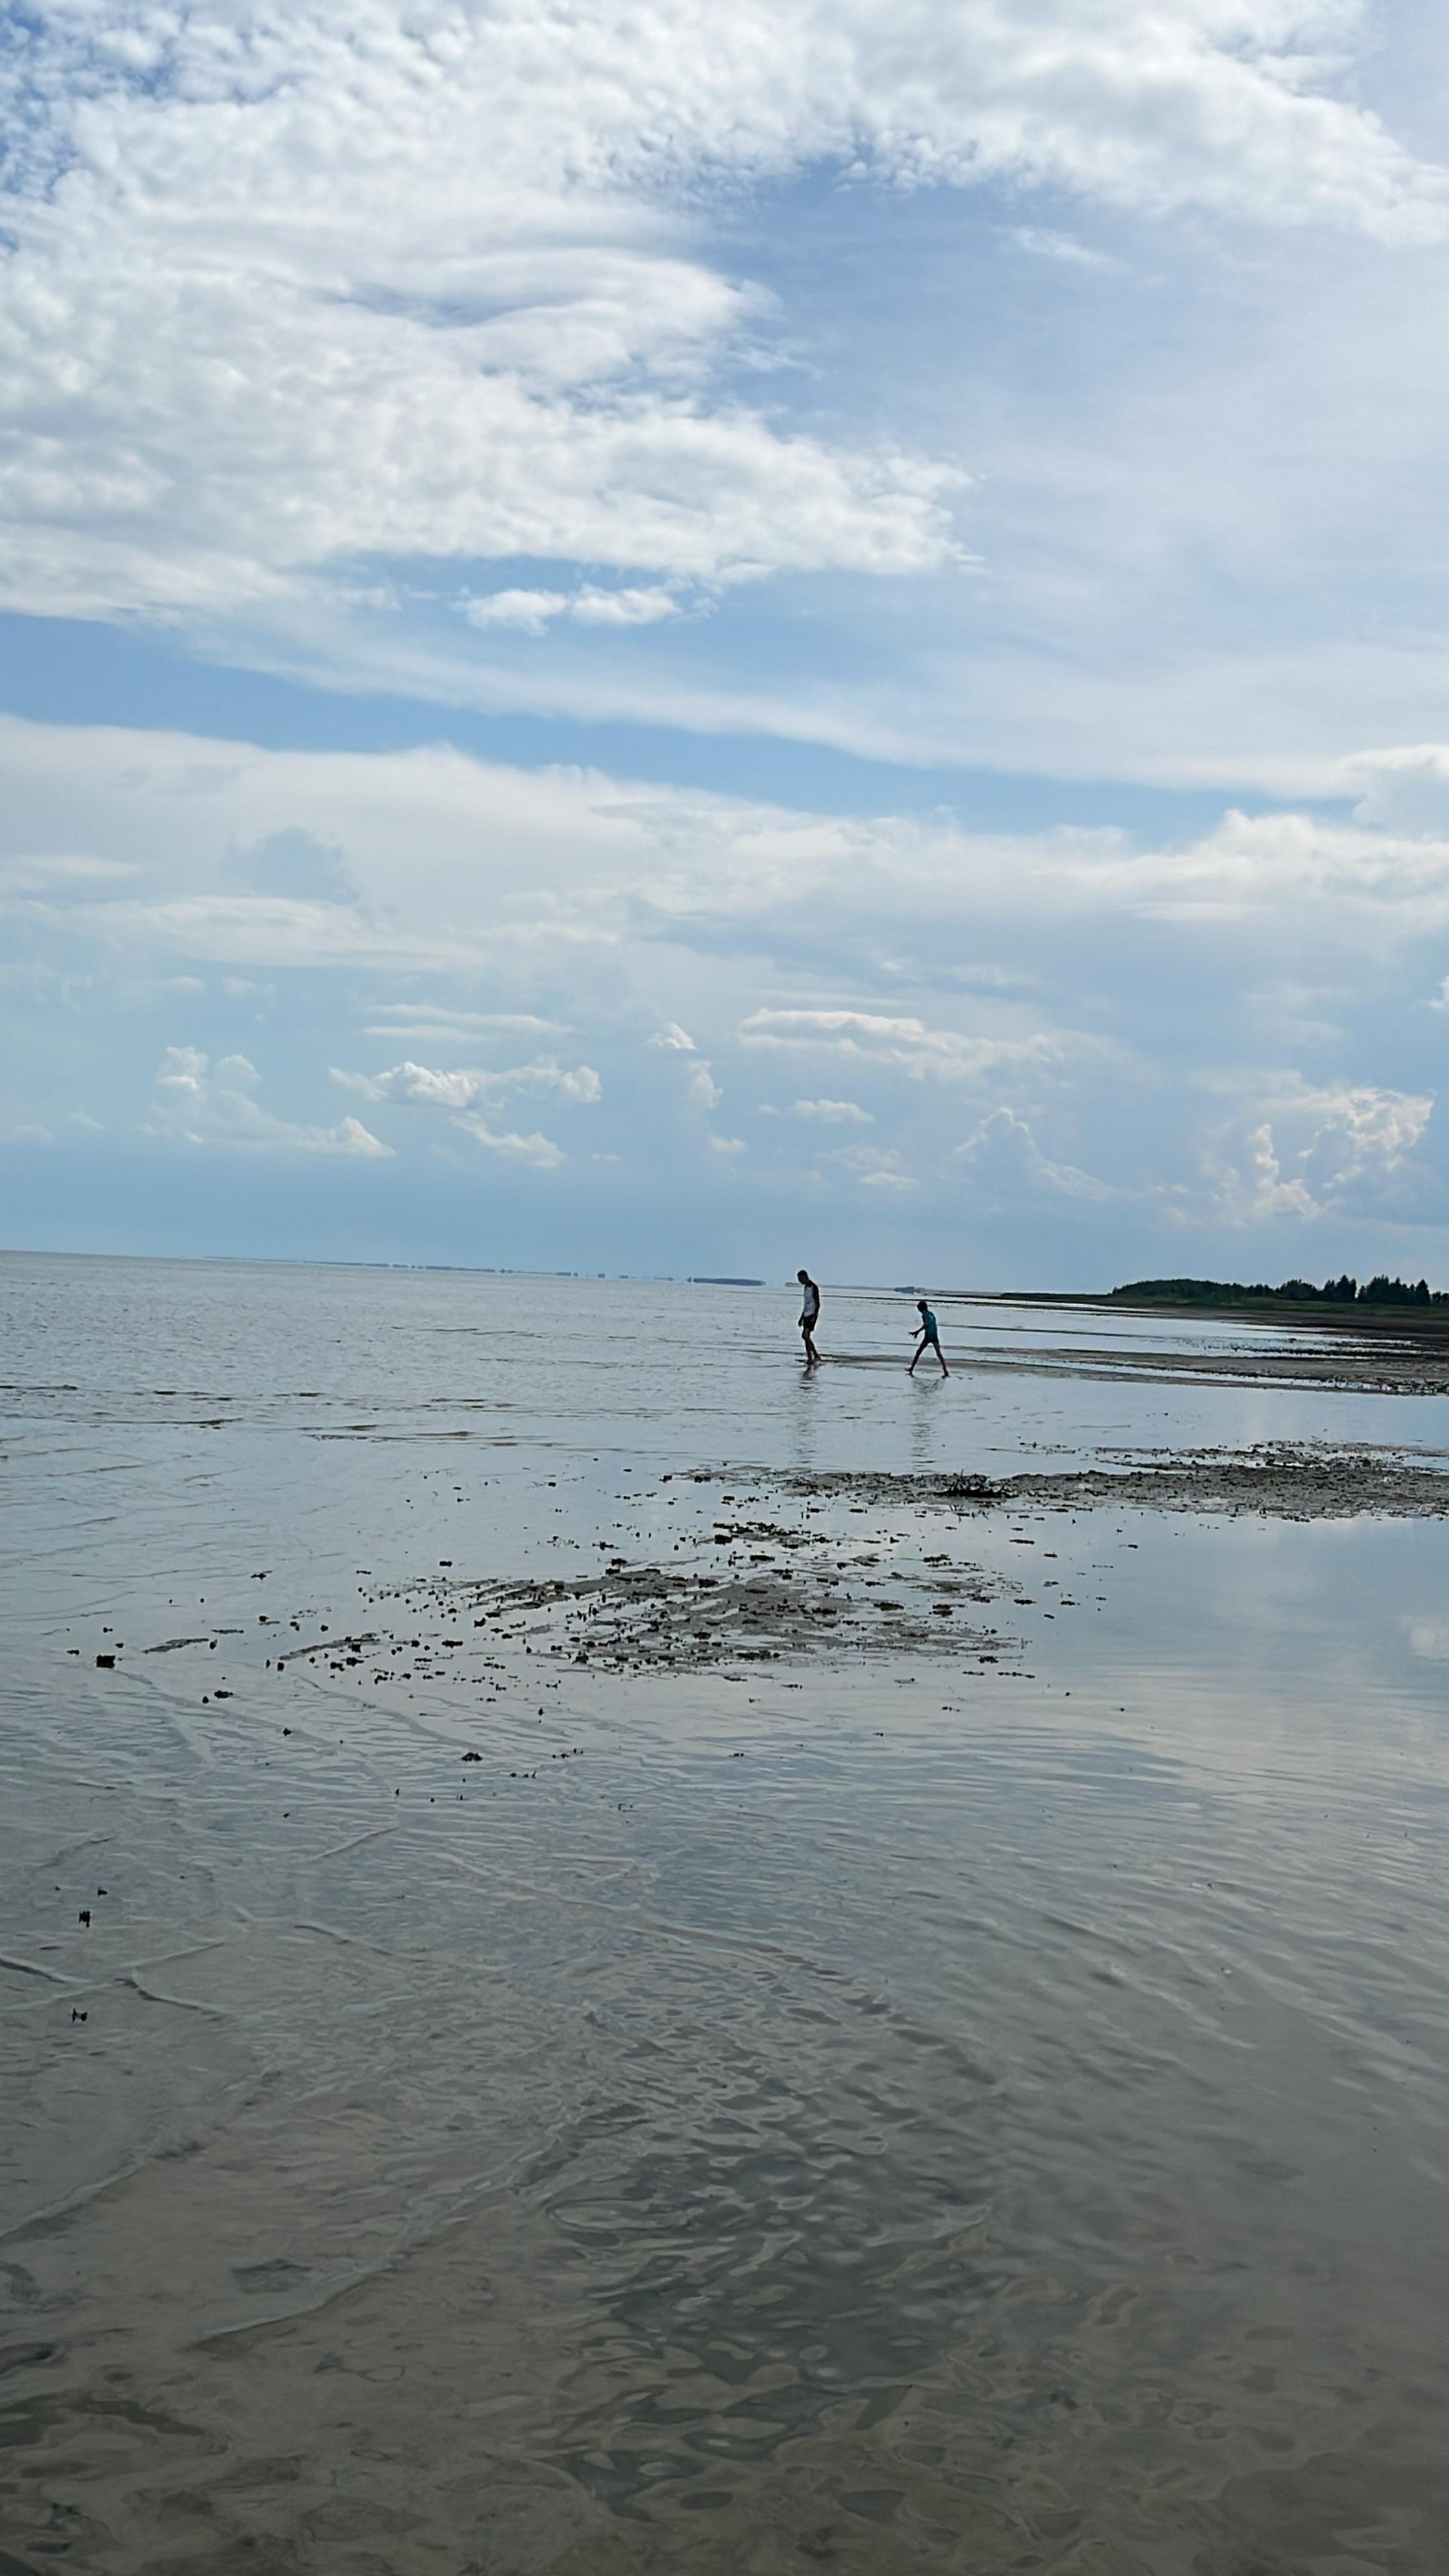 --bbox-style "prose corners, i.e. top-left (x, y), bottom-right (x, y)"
top-left (803, 1331), bottom-right (819, 1365)
top-left (908, 1346), bottom-right (919, 1374)
top-left (937, 1346), bottom-right (949, 1376)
